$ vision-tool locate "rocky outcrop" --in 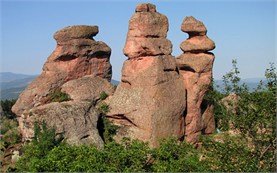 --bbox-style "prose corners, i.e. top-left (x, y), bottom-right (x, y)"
top-left (12, 25), bottom-right (112, 116)
top-left (106, 3), bottom-right (186, 147)
top-left (176, 16), bottom-right (216, 144)
top-left (12, 26), bottom-right (114, 147)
